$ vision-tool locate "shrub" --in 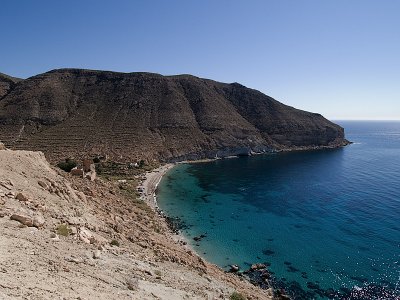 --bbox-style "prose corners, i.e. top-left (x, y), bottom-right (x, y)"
top-left (95, 163), bottom-right (103, 174)
top-left (57, 158), bottom-right (77, 172)
top-left (139, 159), bottom-right (145, 168)
top-left (56, 224), bottom-right (72, 236)
top-left (110, 239), bottom-right (120, 247)
top-left (93, 157), bottom-right (101, 163)
top-left (230, 292), bottom-right (246, 300)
